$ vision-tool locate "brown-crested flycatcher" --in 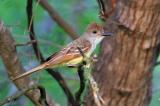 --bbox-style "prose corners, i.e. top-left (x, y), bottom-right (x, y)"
top-left (13, 23), bottom-right (112, 81)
